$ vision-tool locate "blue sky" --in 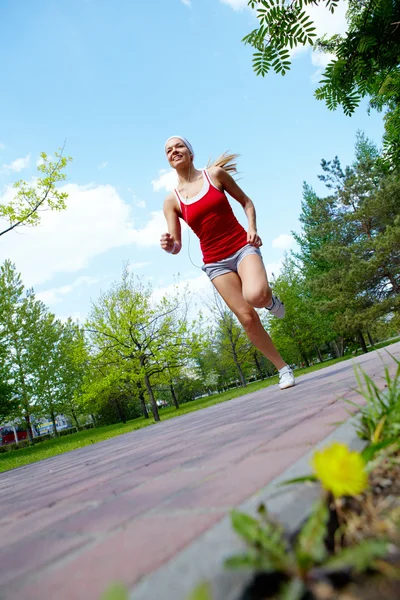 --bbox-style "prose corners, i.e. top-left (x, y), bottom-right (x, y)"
top-left (0, 0), bottom-right (385, 321)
